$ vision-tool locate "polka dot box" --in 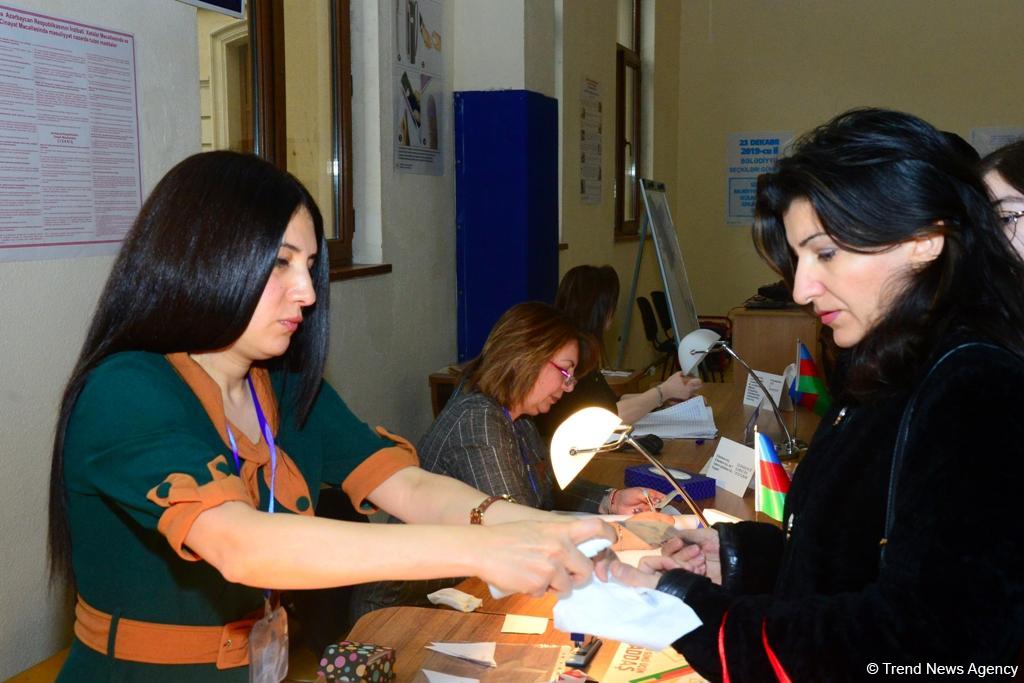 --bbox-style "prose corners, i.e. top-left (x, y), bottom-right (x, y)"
top-left (316, 640), bottom-right (395, 683)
